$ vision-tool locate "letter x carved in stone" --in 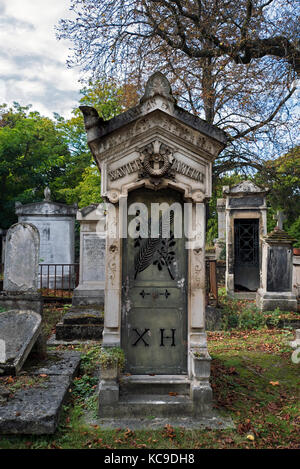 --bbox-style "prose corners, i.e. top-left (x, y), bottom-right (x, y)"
top-left (132, 328), bottom-right (150, 346)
